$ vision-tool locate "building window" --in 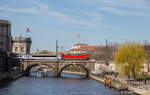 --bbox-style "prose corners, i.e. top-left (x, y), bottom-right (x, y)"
top-left (15, 47), bottom-right (18, 52)
top-left (21, 47), bottom-right (24, 52)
